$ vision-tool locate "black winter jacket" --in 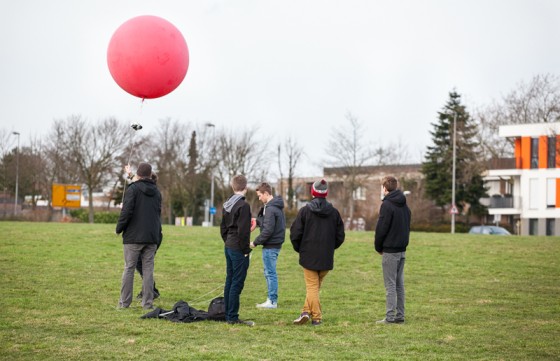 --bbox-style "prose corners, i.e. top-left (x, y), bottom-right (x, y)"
top-left (290, 198), bottom-right (345, 271)
top-left (374, 190), bottom-right (411, 253)
top-left (254, 196), bottom-right (286, 249)
top-left (220, 194), bottom-right (252, 255)
top-left (116, 178), bottom-right (162, 245)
